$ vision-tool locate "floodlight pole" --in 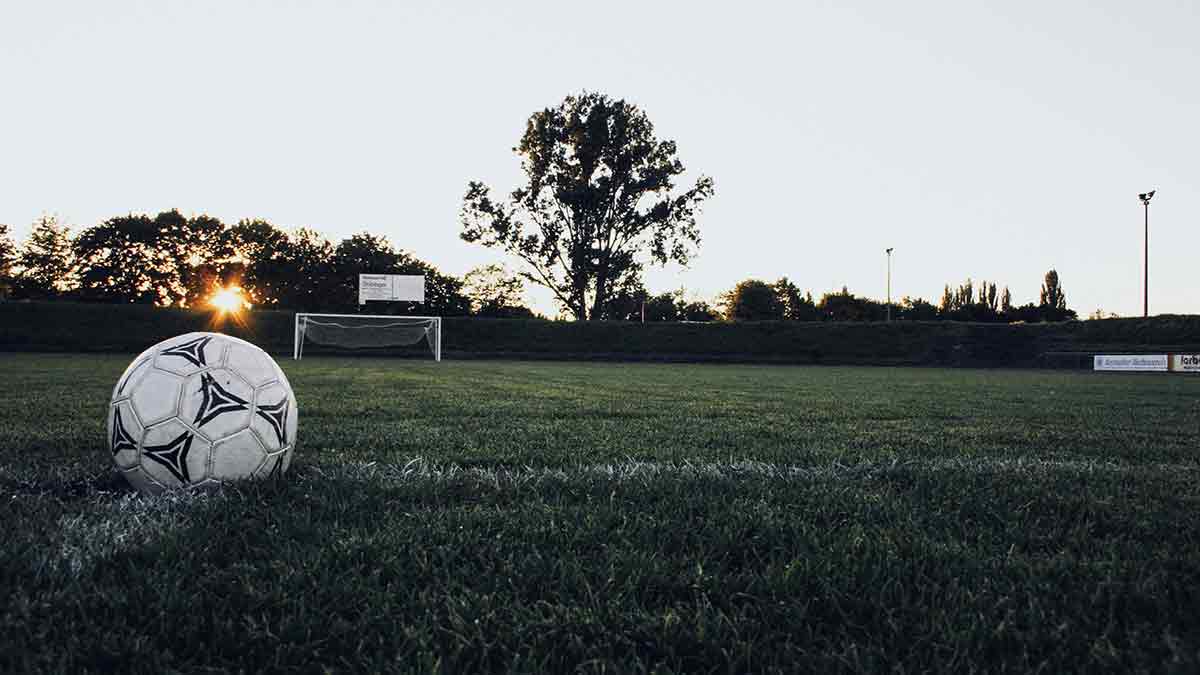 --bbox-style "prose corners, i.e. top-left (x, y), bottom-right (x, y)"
top-left (885, 248), bottom-right (894, 321)
top-left (1139, 191), bottom-right (1154, 318)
